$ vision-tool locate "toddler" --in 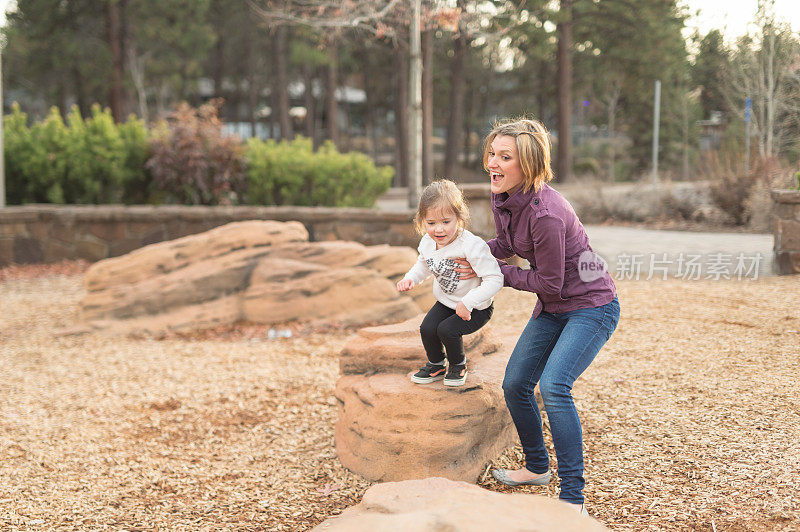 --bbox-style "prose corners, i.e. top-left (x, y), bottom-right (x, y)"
top-left (397, 179), bottom-right (503, 386)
